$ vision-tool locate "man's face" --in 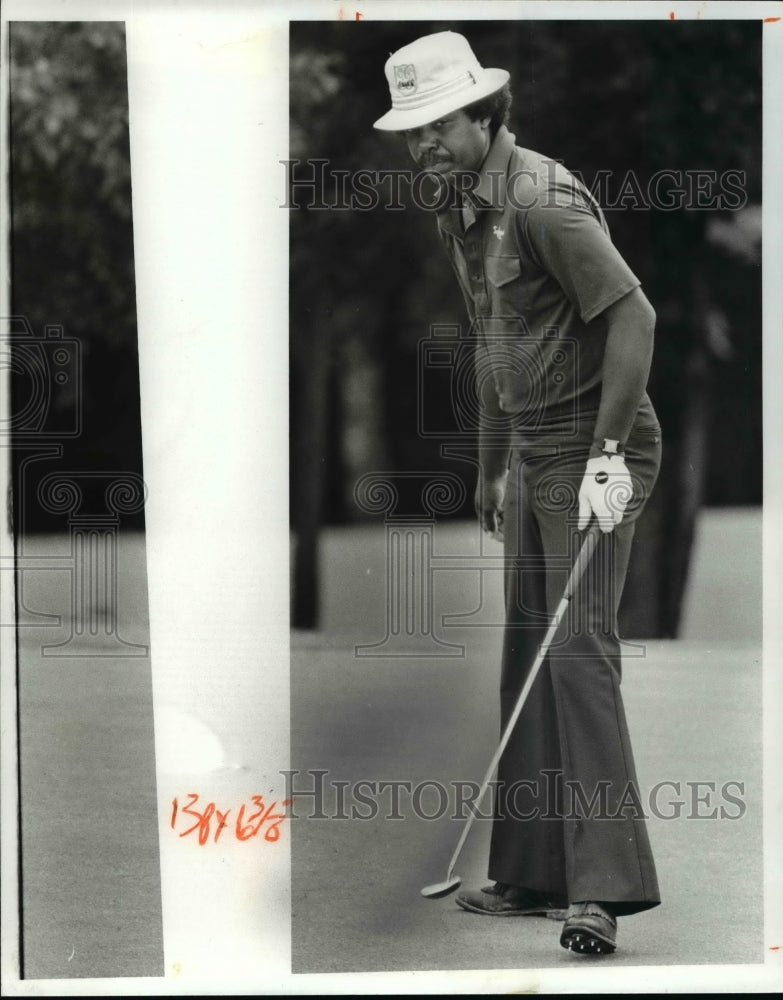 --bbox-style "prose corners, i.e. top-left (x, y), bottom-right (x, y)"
top-left (403, 109), bottom-right (491, 183)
